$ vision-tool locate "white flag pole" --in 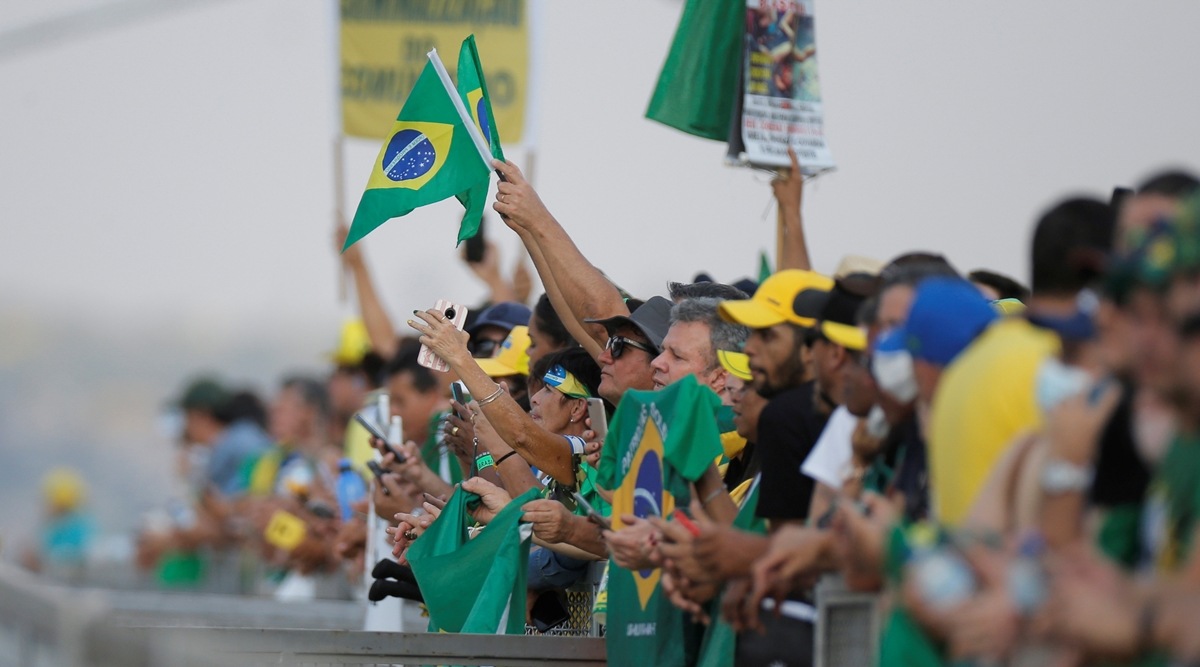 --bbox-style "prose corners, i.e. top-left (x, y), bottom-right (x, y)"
top-left (427, 48), bottom-right (496, 172)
